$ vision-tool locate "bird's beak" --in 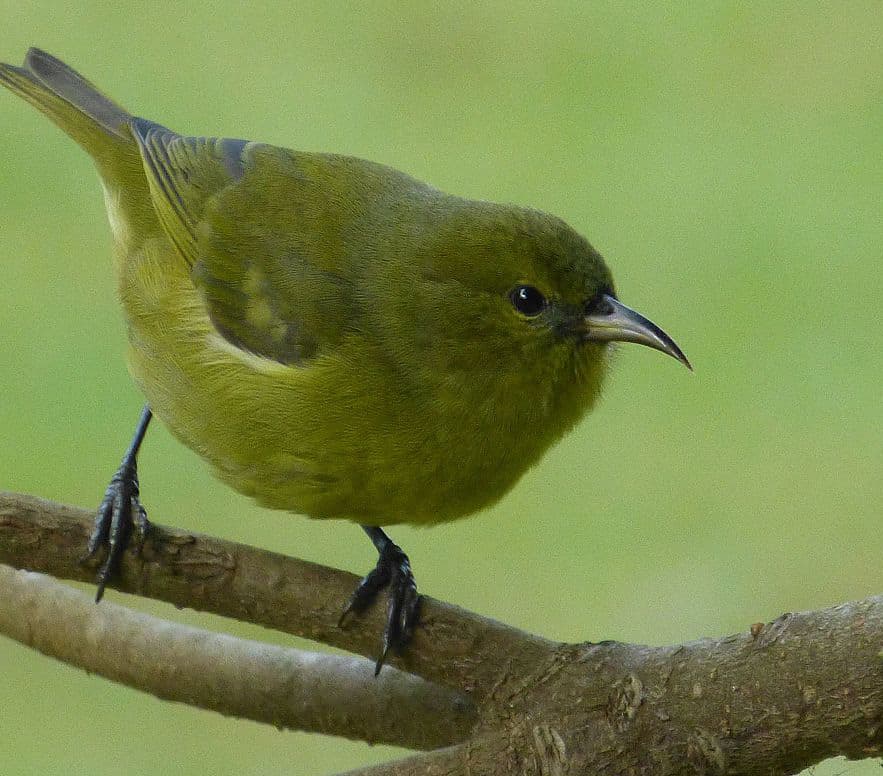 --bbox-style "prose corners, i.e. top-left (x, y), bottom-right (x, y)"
top-left (583, 294), bottom-right (692, 370)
